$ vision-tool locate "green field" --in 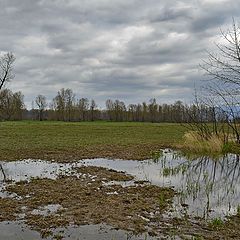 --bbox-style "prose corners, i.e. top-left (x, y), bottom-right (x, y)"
top-left (0, 121), bottom-right (186, 161)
